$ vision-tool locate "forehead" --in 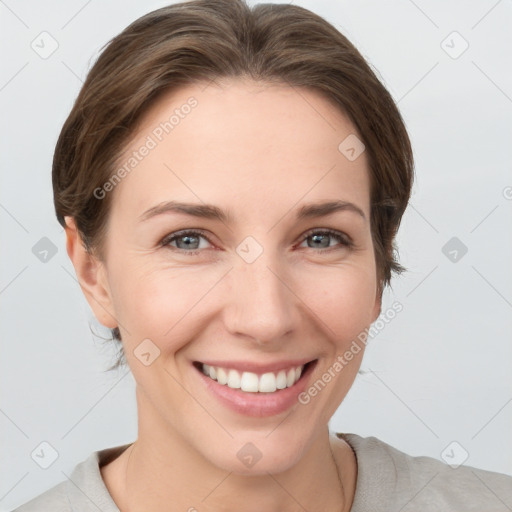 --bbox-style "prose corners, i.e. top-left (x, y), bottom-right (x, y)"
top-left (110, 78), bottom-right (371, 225)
